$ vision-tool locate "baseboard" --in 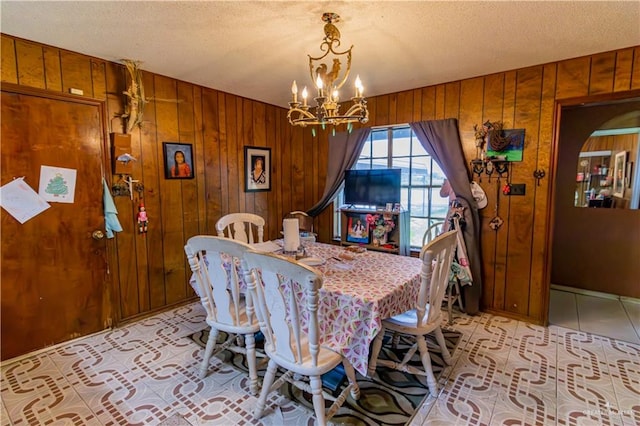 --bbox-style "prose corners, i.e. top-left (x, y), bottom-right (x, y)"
top-left (551, 284), bottom-right (640, 304)
top-left (1, 328), bottom-right (111, 365)
top-left (621, 296), bottom-right (640, 305)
